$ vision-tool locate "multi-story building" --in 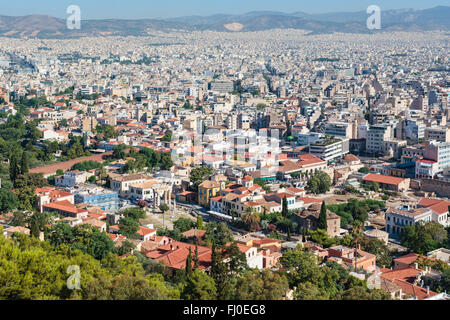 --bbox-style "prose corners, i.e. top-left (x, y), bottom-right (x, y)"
top-left (128, 180), bottom-right (159, 202)
top-left (425, 126), bottom-right (450, 143)
top-left (210, 80), bottom-right (234, 94)
top-left (366, 124), bottom-right (392, 155)
top-left (309, 137), bottom-right (349, 162)
top-left (324, 122), bottom-right (352, 139)
top-left (111, 174), bottom-right (152, 197)
top-left (198, 180), bottom-right (221, 207)
top-left (415, 159), bottom-right (440, 179)
top-left (404, 119), bottom-right (425, 143)
top-left (68, 184), bottom-right (120, 211)
top-left (385, 204), bottom-right (433, 235)
top-left (424, 141), bottom-right (450, 173)
top-left (55, 170), bottom-right (90, 188)
top-left (382, 139), bottom-right (407, 159)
